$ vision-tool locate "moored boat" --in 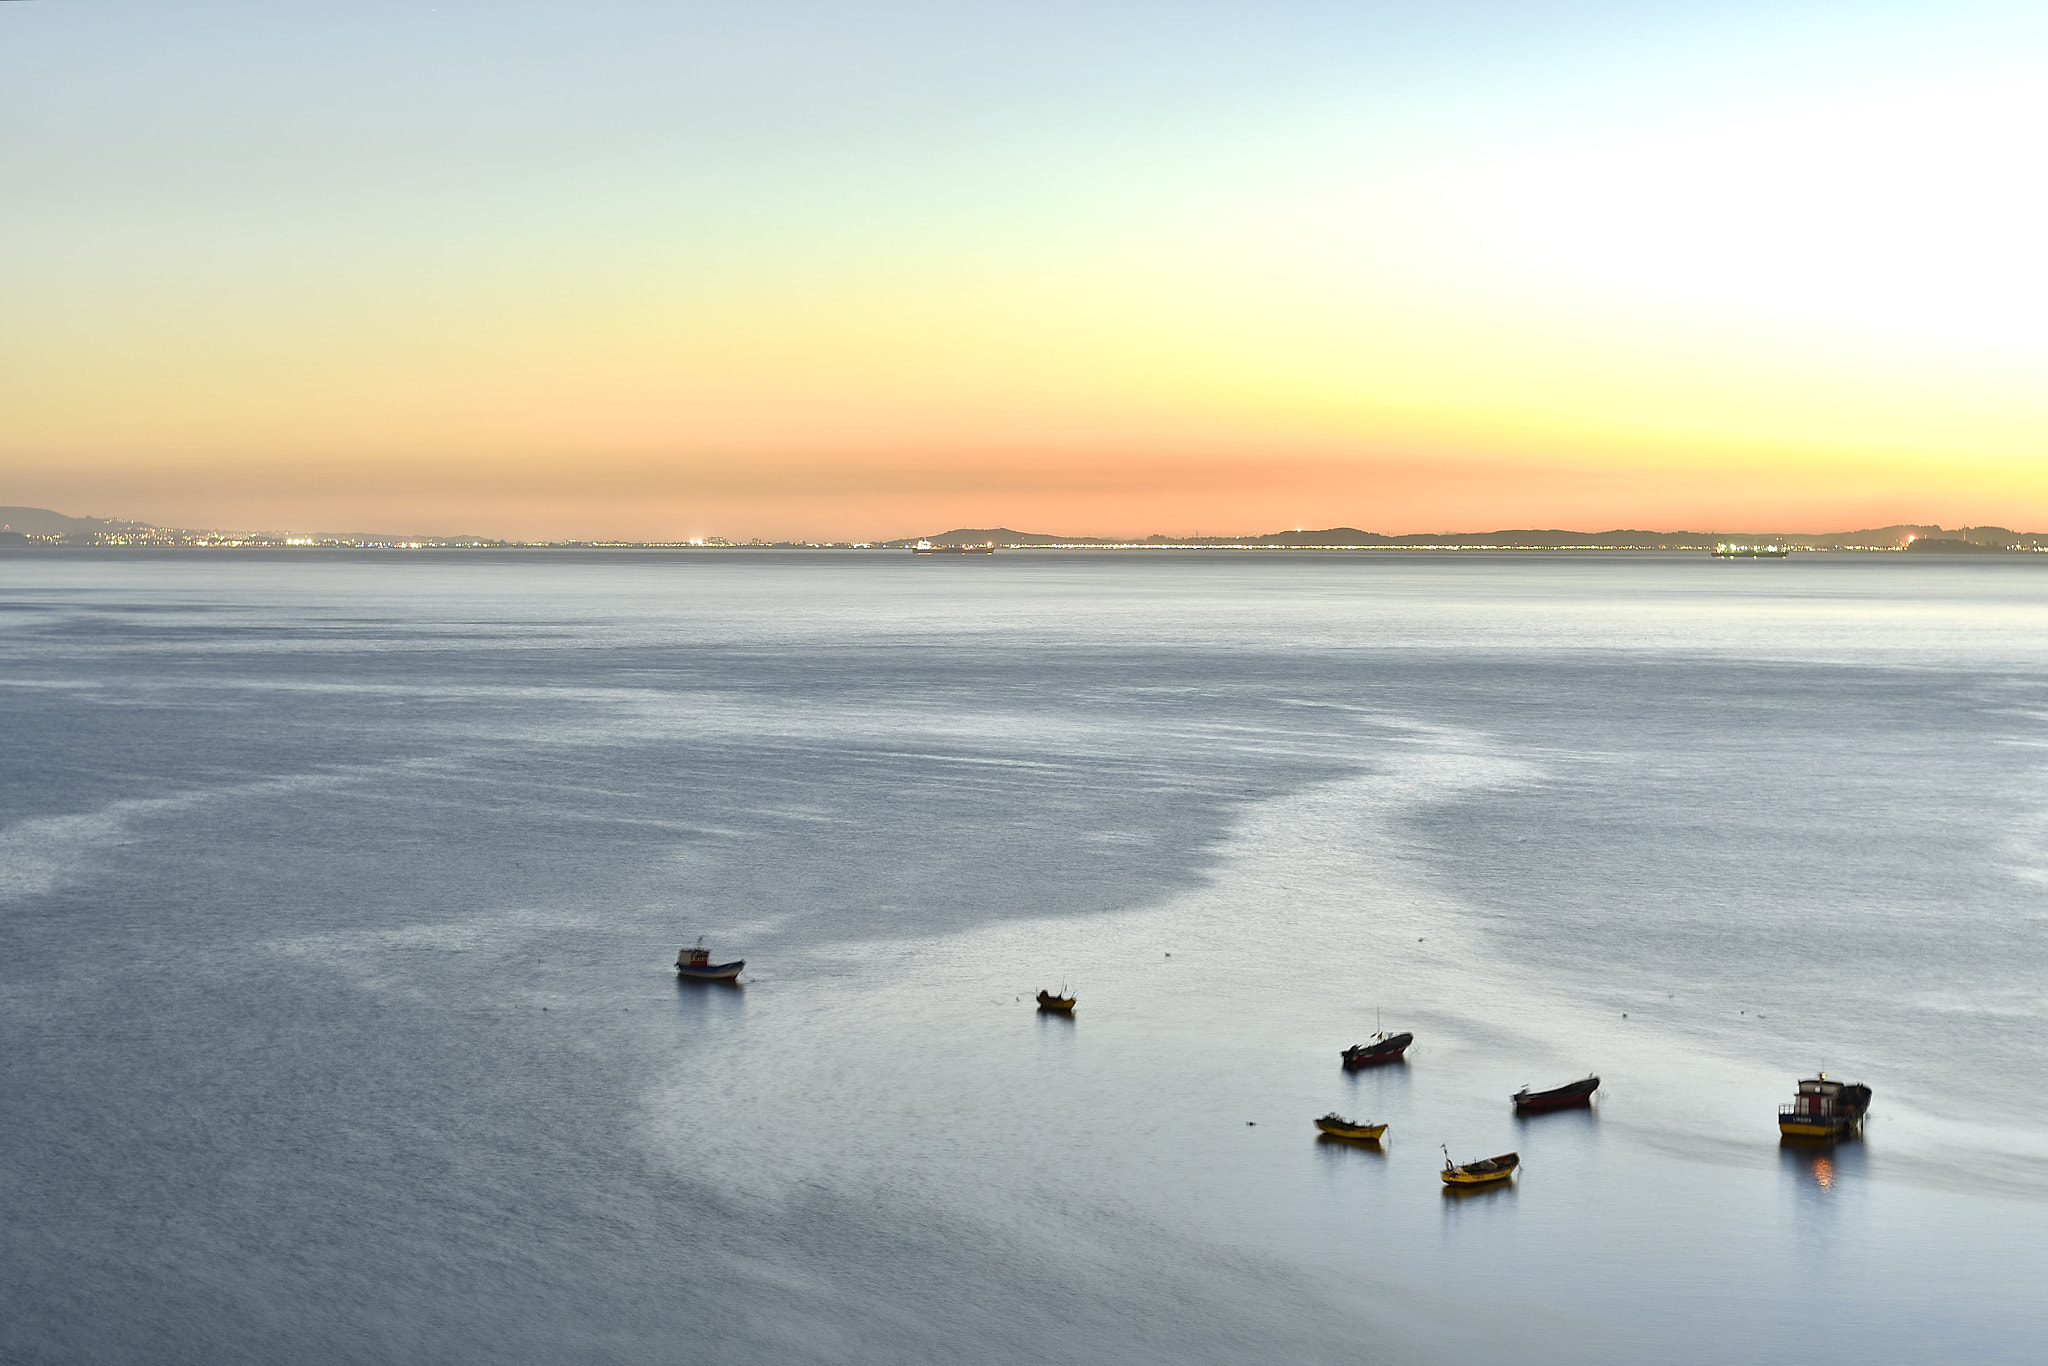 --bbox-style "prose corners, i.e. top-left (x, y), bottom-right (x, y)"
top-left (676, 940), bottom-right (744, 982)
top-left (1314, 1113), bottom-right (1387, 1142)
top-left (1035, 989), bottom-right (1075, 1013)
top-left (1778, 1073), bottom-right (1871, 1140)
top-left (1513, 1075), bottom-right (1599, 1113)
top-left (1440, 1150), bottom-right (1519, 1187)
top-left (1342, 1031), bottom-right (1413, 1070)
